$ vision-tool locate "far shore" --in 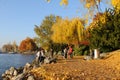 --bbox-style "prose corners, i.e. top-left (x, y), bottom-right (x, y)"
top-left (0, 51), bottom-right (36, 55)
